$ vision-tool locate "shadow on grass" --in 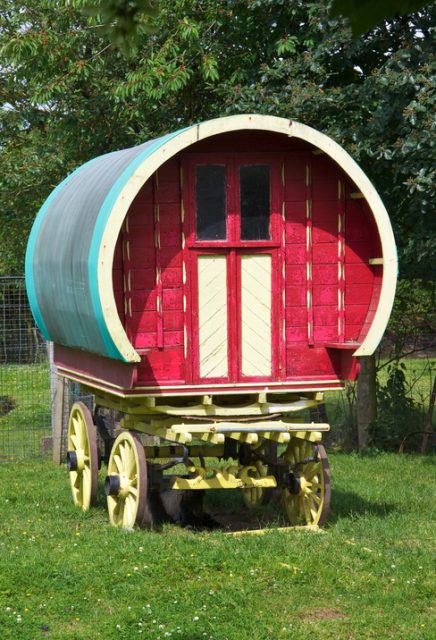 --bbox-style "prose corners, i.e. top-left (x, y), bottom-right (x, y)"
top-left (328, 487), bottom-right (395, 524)
top-left (93, 475), bottom-right (396, 531)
